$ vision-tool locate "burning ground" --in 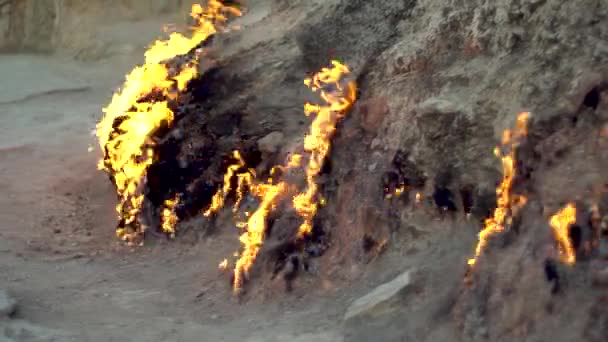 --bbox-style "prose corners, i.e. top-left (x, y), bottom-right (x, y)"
top-left (92, 0), bottom-right (608, 340)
